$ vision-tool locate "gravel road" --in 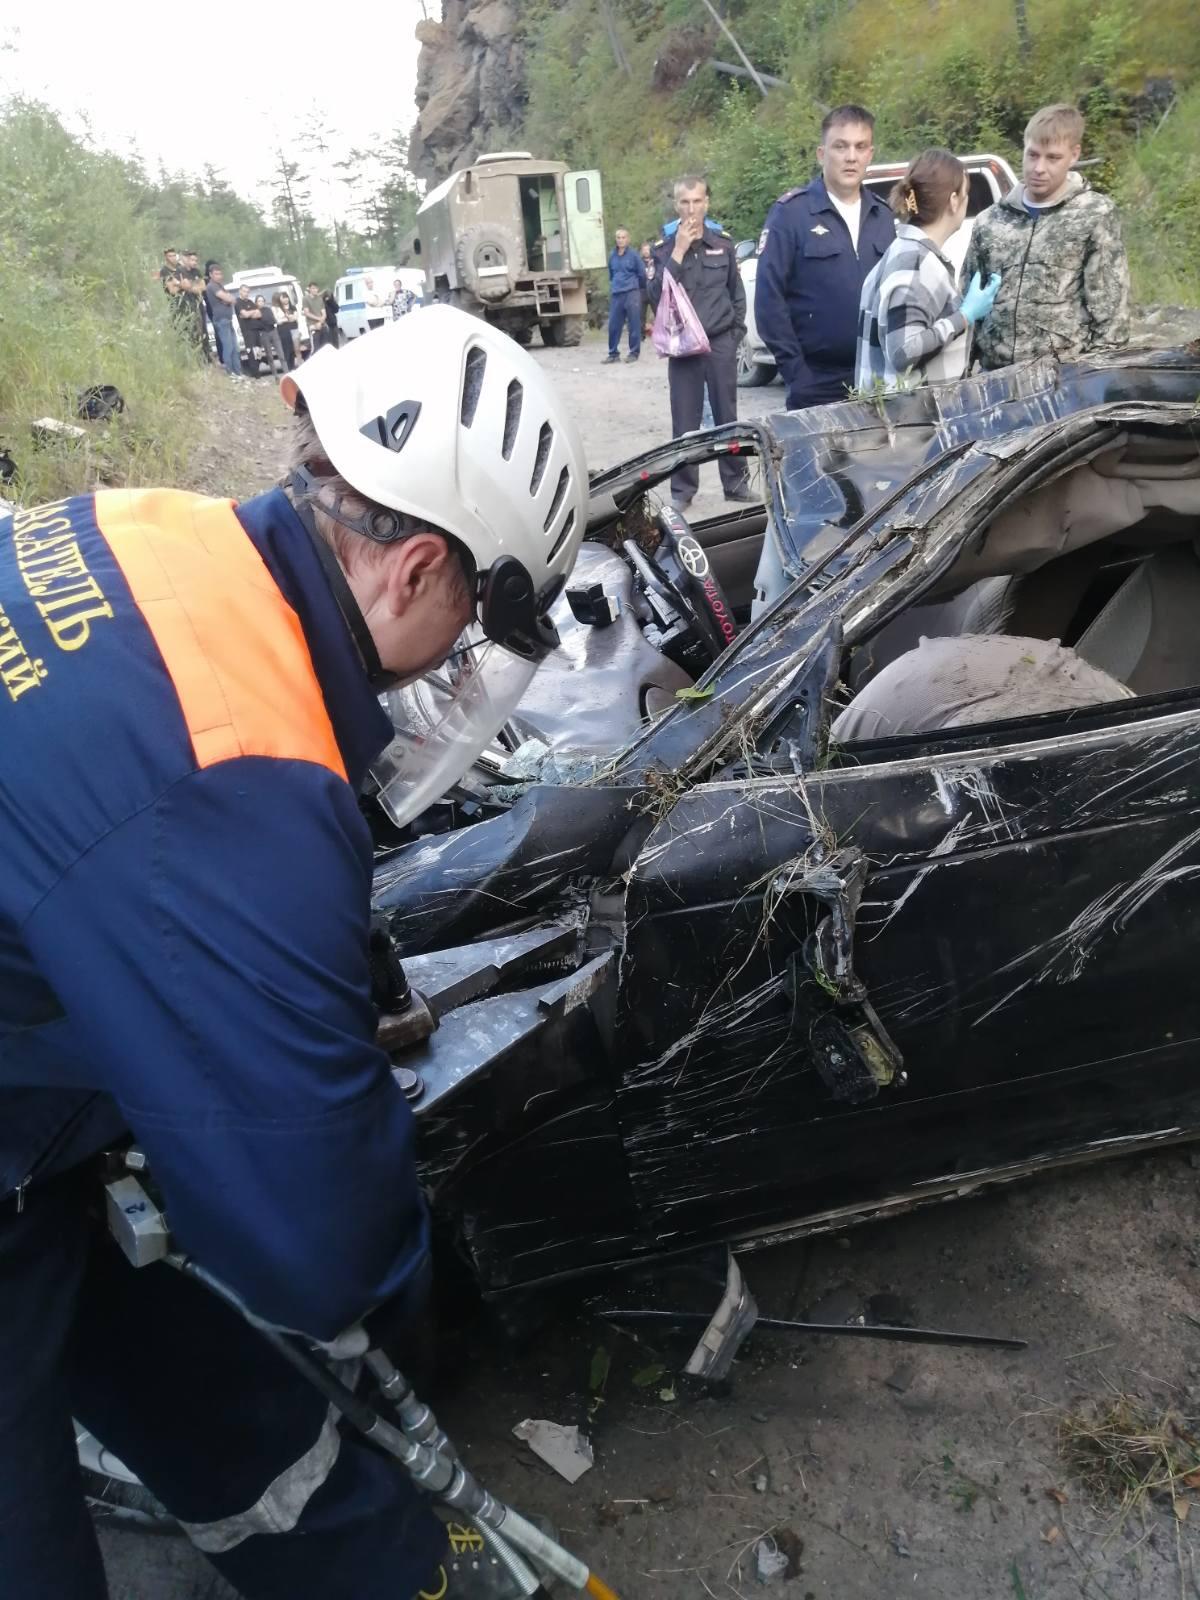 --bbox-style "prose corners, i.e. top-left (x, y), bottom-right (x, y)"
top-left (530, 334), bottom-right (782, 506)
top-left (98, 336), bottom-right (1200, 1600)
